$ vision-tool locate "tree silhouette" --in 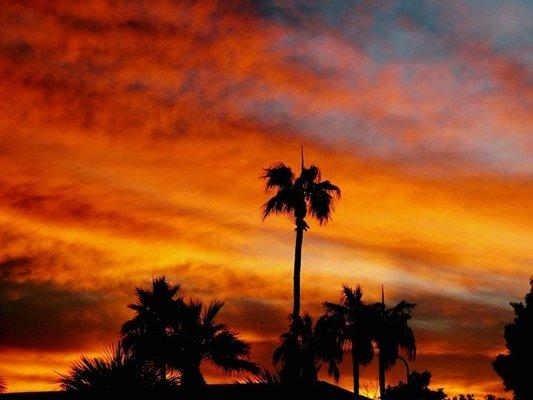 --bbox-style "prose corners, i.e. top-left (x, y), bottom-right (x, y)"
top-left (375, 289), bottom-right (416, 399)
top-left (171, 299), bottom-right (259, 388)
top-left (261, 150), bottom-right (340, 319)
top-left (273, 314), bottom-right (340, 383)
top-left (483, 395), bottom-right (508, 400)
top-left (449, 395), bottom-right (476, 400)
top-left (492, 278), bottom-right (533, 400)
top-left (384, 370), bottom-right (446, 400)
top-left (0, 377), bottom-right (5, 393)
top-left (121, 276), bottom-right (184, 381)
top-left (58, 342), bottom-right (173, 395)
top-left (322, 285), bottom-right (376, 399)
top-left (121, 277), bottom-right (258, 388)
